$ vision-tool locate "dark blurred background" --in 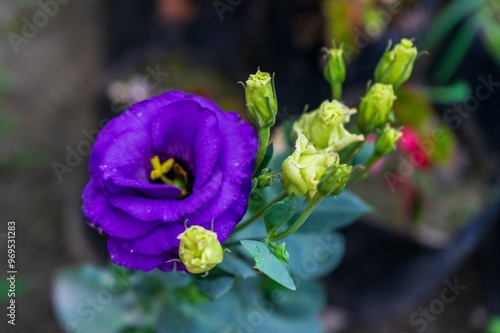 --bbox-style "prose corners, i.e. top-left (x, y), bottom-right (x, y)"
top-left (0, 0), bottom-right (499, 332)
